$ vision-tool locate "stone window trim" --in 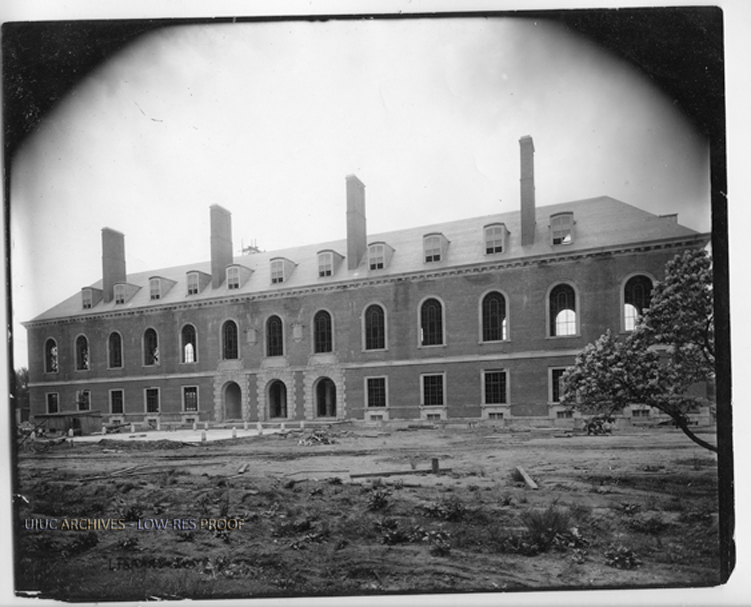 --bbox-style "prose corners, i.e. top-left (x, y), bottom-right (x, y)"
top-left (546, 281), bottom-right (580, 338)
top-left (46, 392), bottom-right (60, 414)
top-left (77, 389), bottom-right (91, 412)
top-left (362, 302), bottom-right (388, 352)
top-left (109, 389), bottom-right (125, 415)
top-left (481, 369), bottom-right (509, 405)
top-left (621, 272), bottom-right (656, 333)
top-left (479, 289), bottom-right (509, 343)
top-left (107, 331), bottom-right (124, 369)
top-left (142, 327), bottom-right (160, 367)
top-left (74, 334), bottom-right (90, 372)
top-left (417, 295), bottom-right (446, 348)
top-left (222, 319), bottom-right (240, 360)
top-left (266, 314), bottom-right (285, 357)
top-left (548, 367), bottom-right (570, 405)
top-left (420, 372), bottom-right (446, 408)
top-left (182, 385), bottom-right (199, 413)
top-left (180, 323), bottom-right (198, 364)
top-left (312, 309), bottom-right (334, 354)
top-left (144, 387), bottom-right (160, 414)
top-left (364, 375), bottom-right (389, 409)
top-left (44, 337), bottom-right (59, 374)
